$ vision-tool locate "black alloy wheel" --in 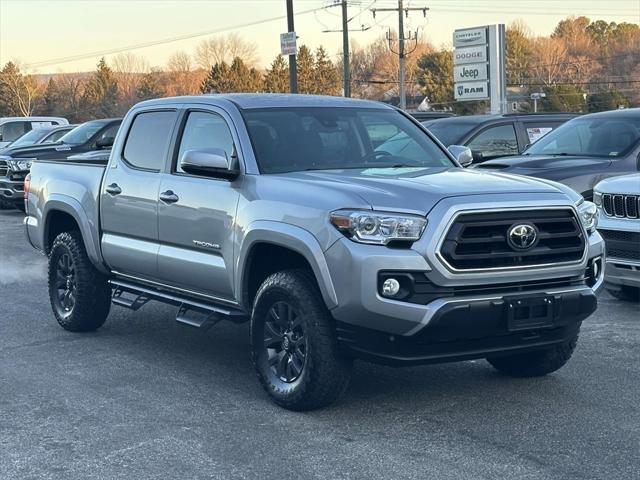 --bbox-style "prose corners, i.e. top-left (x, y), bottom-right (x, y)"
top-left (53, 251), bottom-right (77, 318)
top-left (263, 301), bottom-right (307, 383)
